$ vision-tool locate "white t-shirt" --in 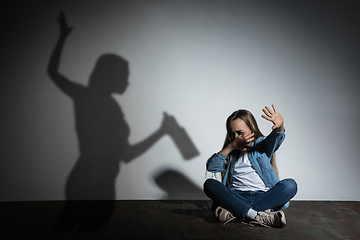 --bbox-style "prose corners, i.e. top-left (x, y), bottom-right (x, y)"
top-left (230, 151), bottom-right (269, 191)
